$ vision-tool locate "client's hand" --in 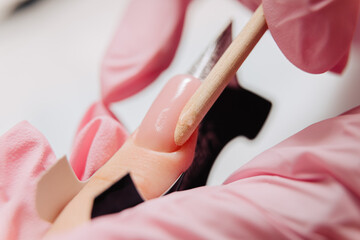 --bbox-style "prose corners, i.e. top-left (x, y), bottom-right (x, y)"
top-left (48, 75), bottom-right (201, 234)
